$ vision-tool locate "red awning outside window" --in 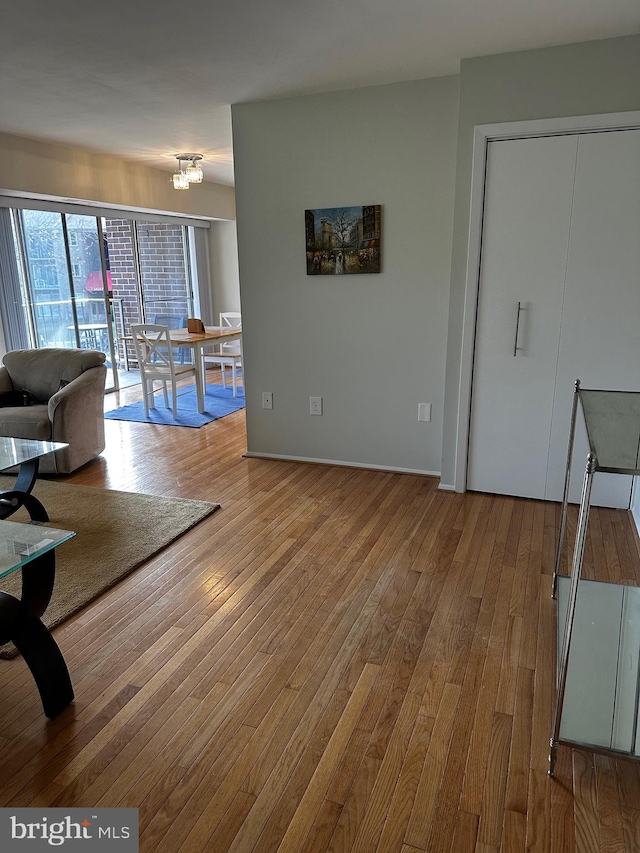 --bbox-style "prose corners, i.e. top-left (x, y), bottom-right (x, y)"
top-left (84, 271), bottom-right (113, 292)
